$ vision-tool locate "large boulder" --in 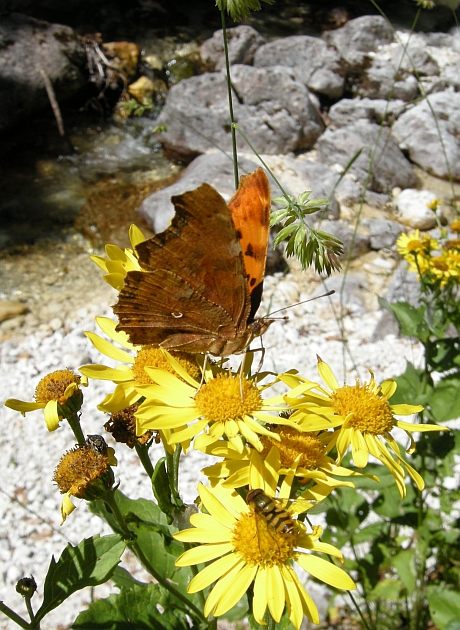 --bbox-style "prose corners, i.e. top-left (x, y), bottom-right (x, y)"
top-left (0, 13), bottom-right (87, 133)
top-left (155, 66), bottom-right (323, 161)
